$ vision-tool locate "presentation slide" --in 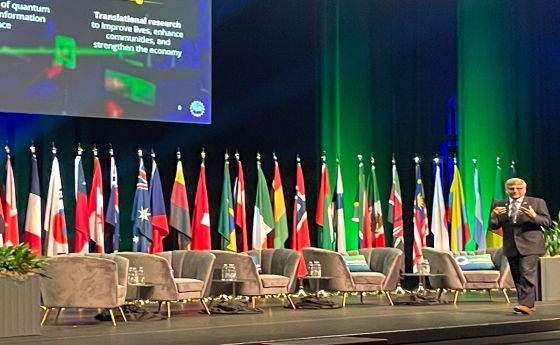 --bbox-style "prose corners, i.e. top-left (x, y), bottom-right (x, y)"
top-left (0, 0), bottom-right (211, 124)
